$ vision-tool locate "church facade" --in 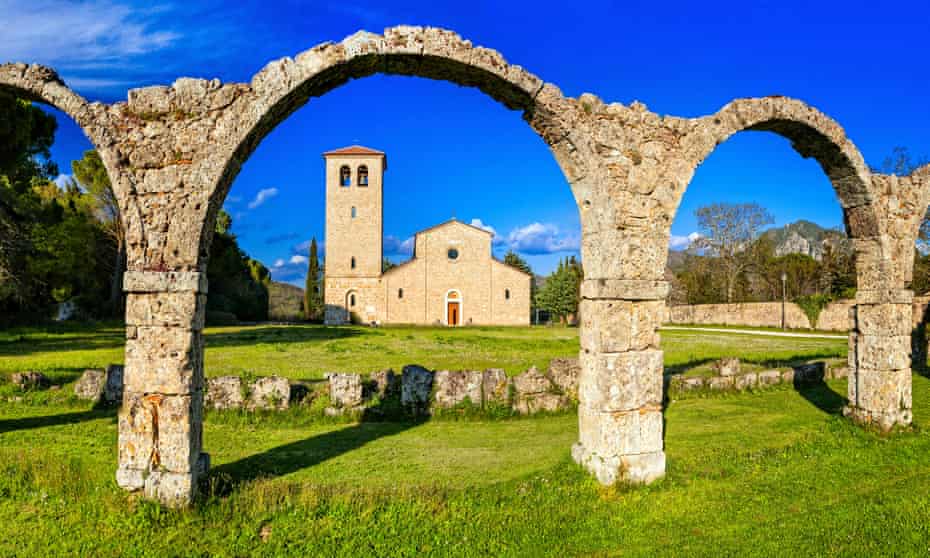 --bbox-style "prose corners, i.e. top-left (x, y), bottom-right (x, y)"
top-left (323, 146), bottom-right (531, 326)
